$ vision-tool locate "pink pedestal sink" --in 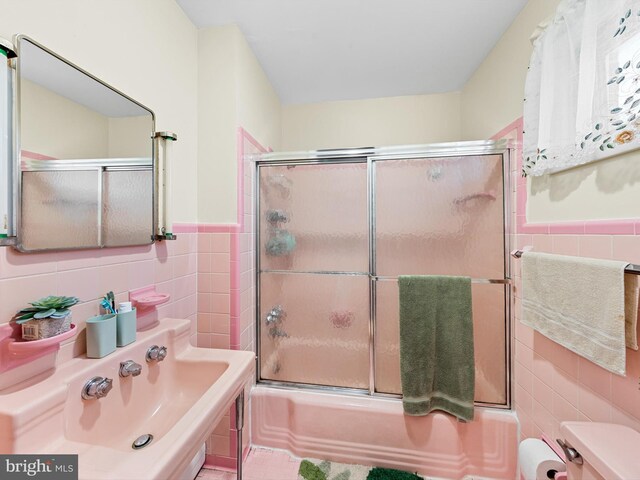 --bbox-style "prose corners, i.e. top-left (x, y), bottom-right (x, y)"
top-left (0, 318), bottom-right (255, 480)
